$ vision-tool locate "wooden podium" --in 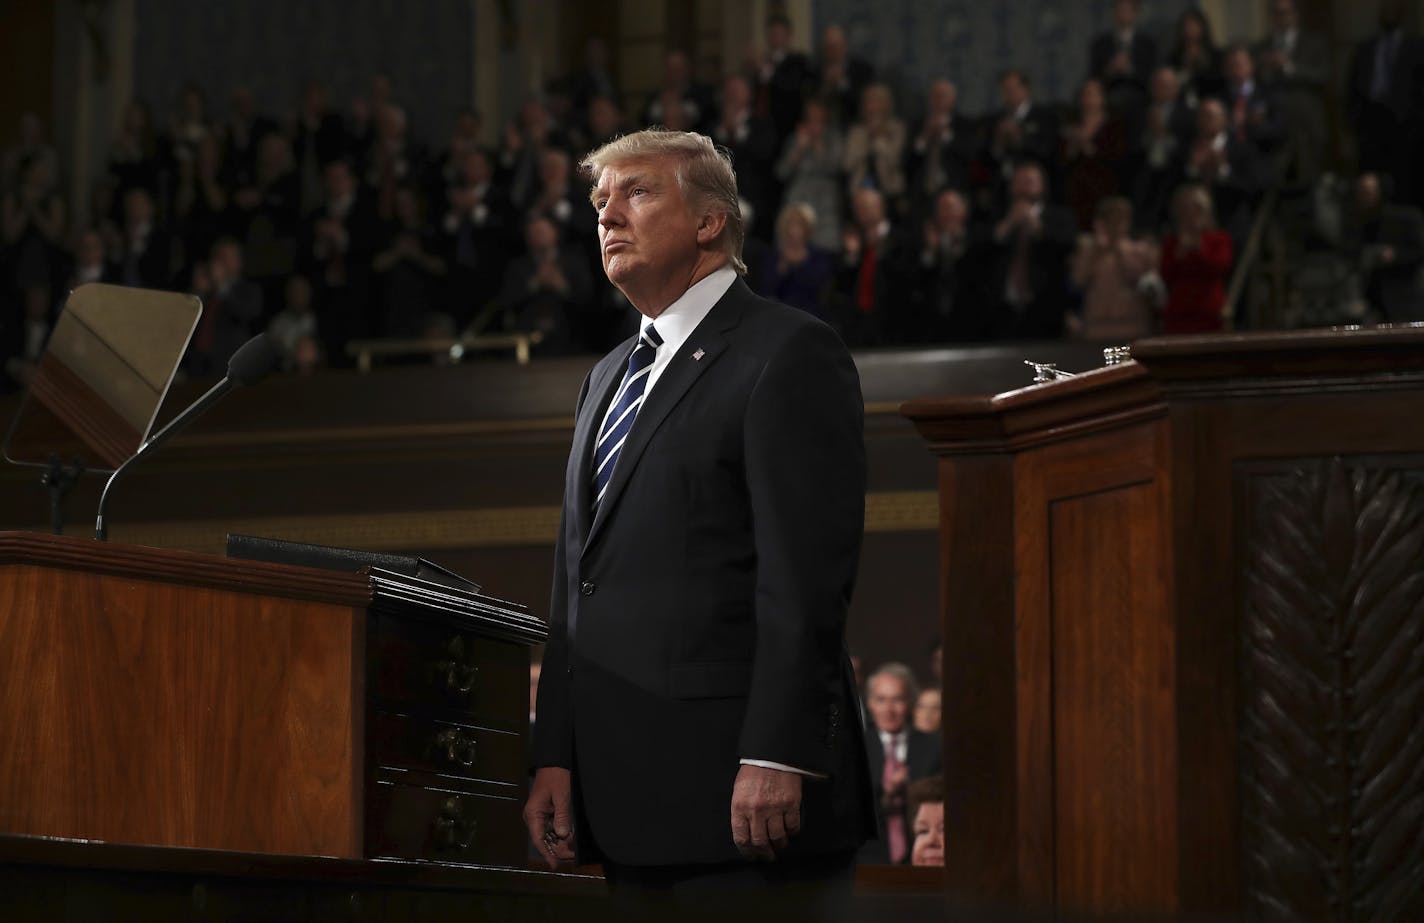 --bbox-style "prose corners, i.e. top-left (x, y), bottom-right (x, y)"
top-left (902, 329), bottom-right (1424, 921)
top-left (0, 532), bottom-right (538, 866)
